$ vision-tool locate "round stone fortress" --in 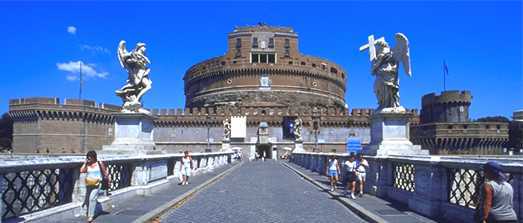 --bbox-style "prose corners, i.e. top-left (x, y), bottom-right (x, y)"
top-left (184, 23), bottom-right (347, 109)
